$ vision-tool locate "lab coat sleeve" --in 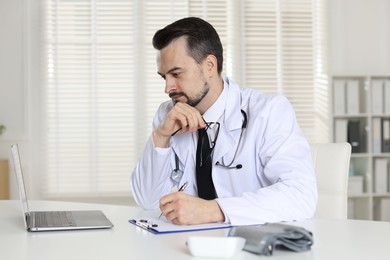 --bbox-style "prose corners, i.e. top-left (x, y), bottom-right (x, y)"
top-left (216, 96), bottom-right (318, 225)
top-left (131, 138), bottom-right (174, 209)
top-left (131, 102), bottom-right (175, 209)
